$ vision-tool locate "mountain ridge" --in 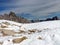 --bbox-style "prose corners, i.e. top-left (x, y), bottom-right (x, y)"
top-left (0, 12), bottom-right (30, 23)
